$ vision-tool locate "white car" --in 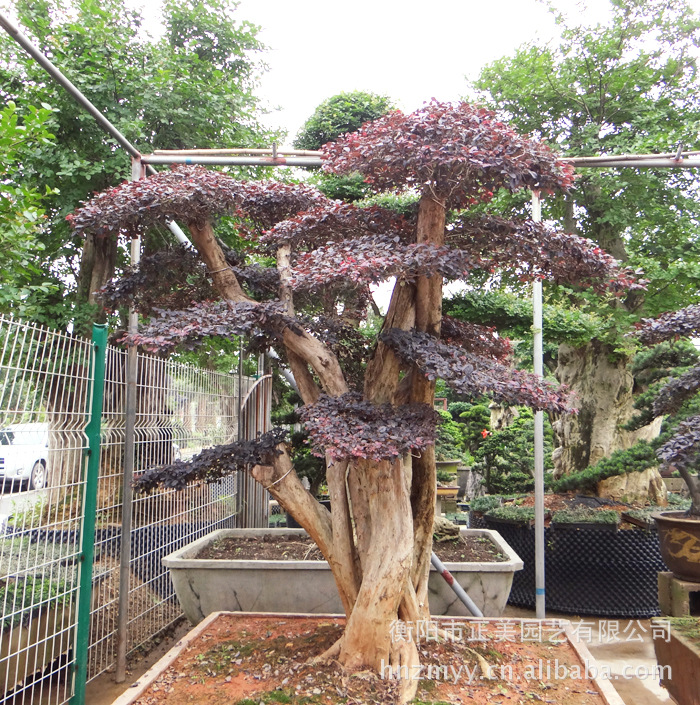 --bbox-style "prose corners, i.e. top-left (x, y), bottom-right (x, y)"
top-left (0, 422), bottom-right (49, 491)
